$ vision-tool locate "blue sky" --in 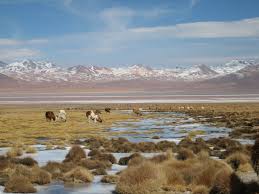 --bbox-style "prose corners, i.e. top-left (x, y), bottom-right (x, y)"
top-left (0, 0), bottom-right (259, 67)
